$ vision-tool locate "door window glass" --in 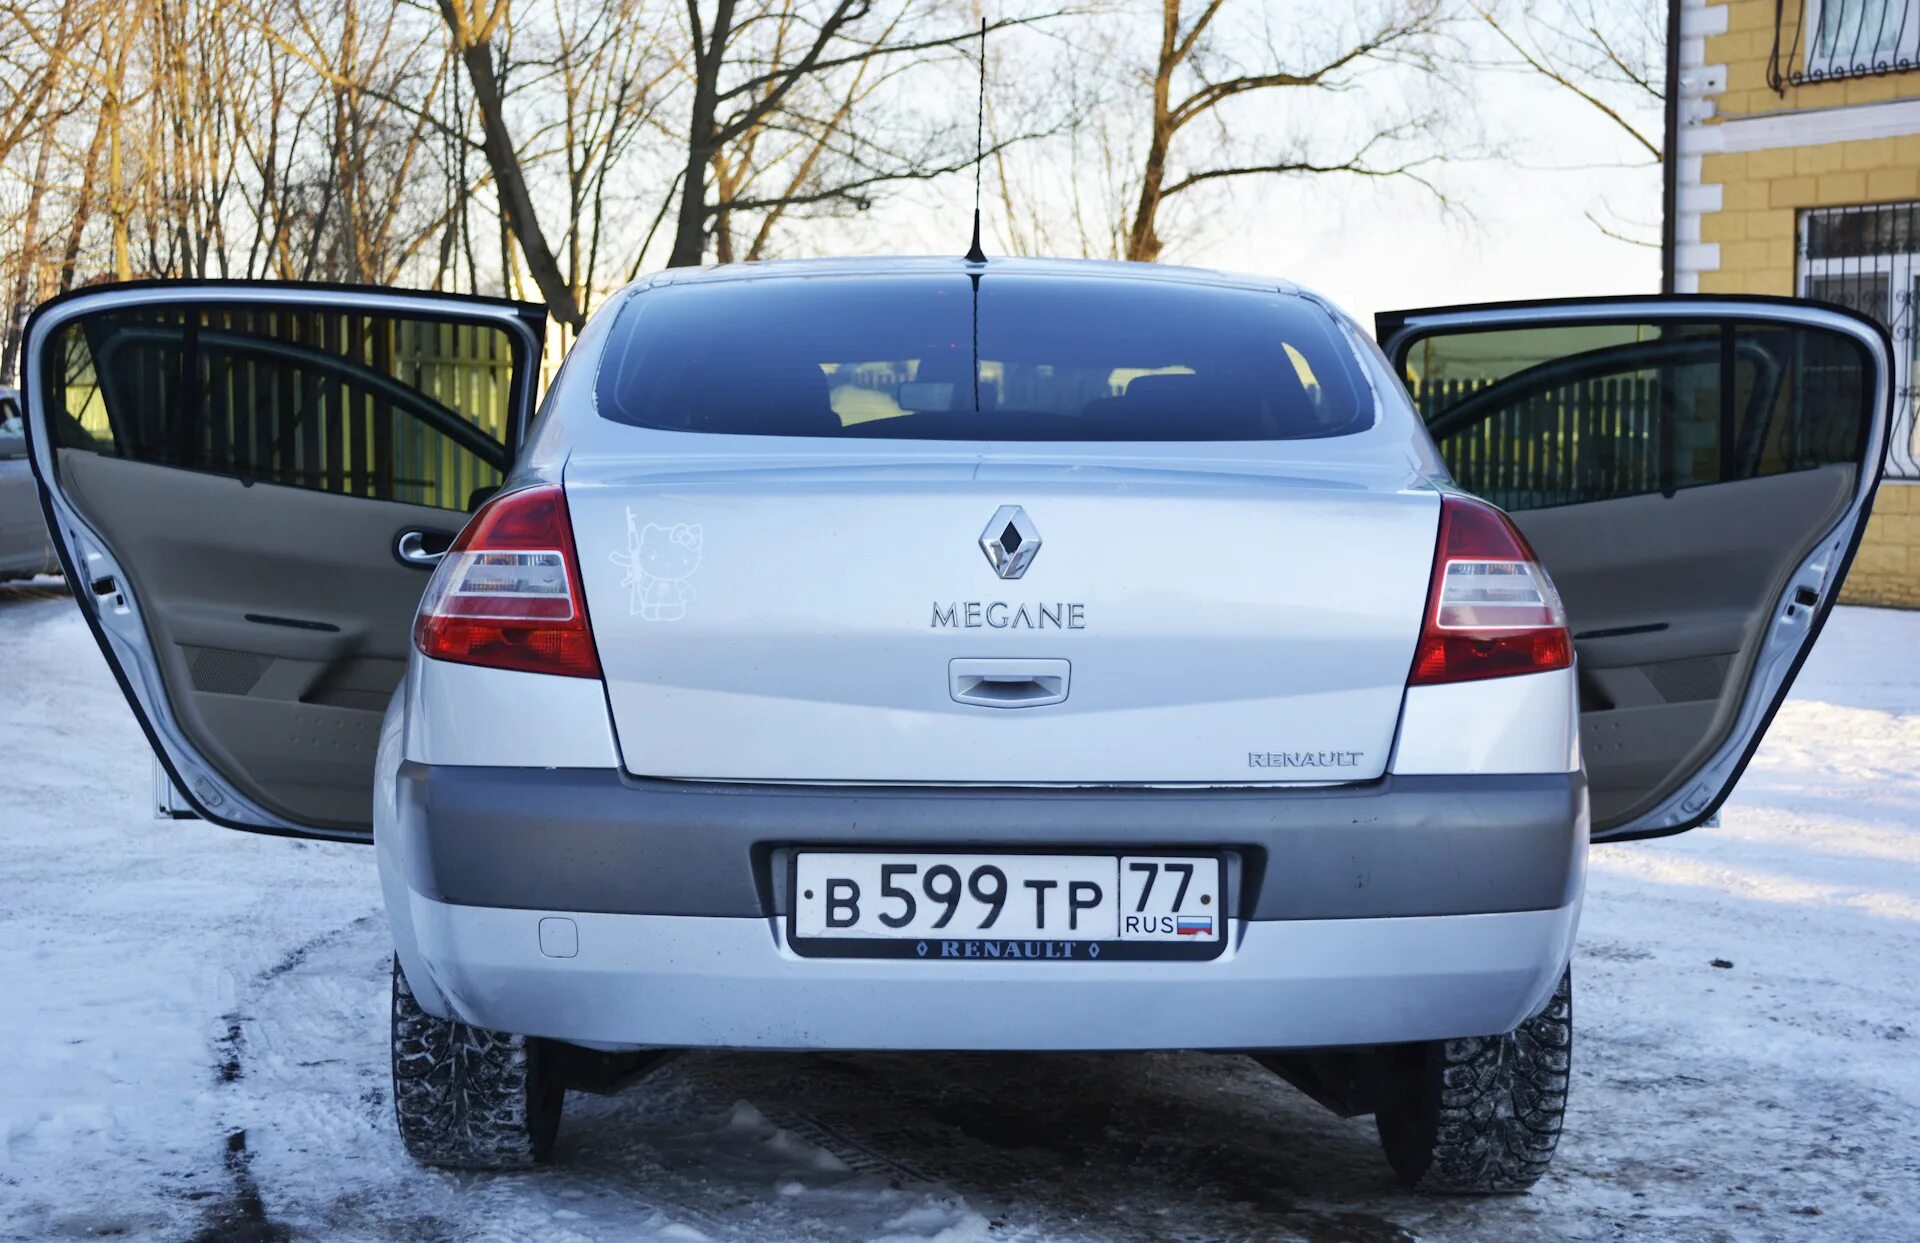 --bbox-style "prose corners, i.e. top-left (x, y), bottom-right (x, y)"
top-left (46, 305), bottom-right (518, 511)
top-left (1404, 319), bottom-right (1872, 511)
